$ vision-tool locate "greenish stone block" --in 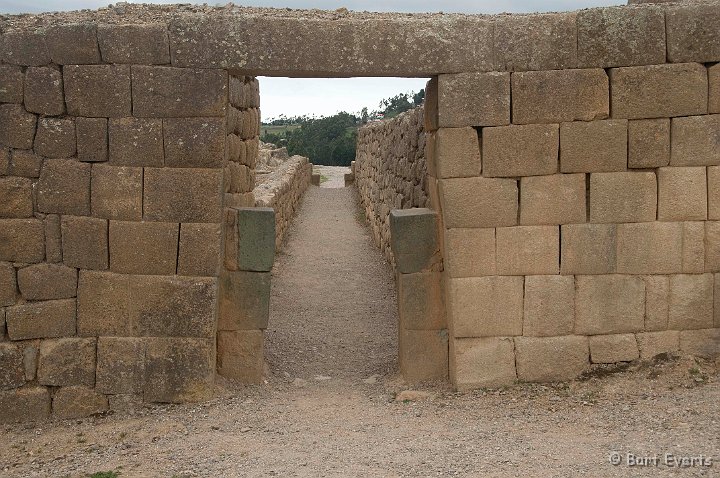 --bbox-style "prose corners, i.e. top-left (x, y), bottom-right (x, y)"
top-left (237, 207), bottom-right (275, 272)
top-left (217, 270), bottom-right (271, 330)
top-left (390, 208), bottom-right (438, 273)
